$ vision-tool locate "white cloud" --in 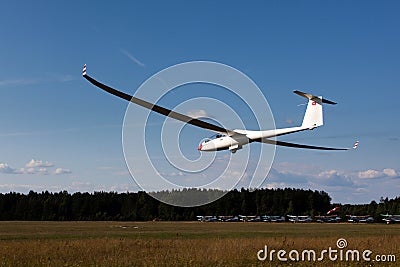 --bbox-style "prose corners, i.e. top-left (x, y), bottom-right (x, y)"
top-left (17, 168), bottom-right (35, 174)
top-left (53, 168), bottom-right (72, 175)
top-left (317, 170), bottom-right (340, 178)
top-left (266, 166), bottom-right (355, 188)
top-left (357, 168), bottom-right (398, 179)
top-left (13, 167), bottom-right (49, 175)
top-left (25, 159), bottom-right (54, 168)
top-left (383, 168), bottom-right (398, 177)
top-left (186, 109), bottom-right (208, 119)
top-left (358, 169), bottom-right (382, 179)
top-left (274, 162), bottom-right (399, 181)
top-left (315, 170), bottom-right (354, 187)
top-left (37, 168), bottom-right (49, 174)
top-left (0, 160), bottom-right (71, 175)
top-left (0, 163), bottom-right (15, 174)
